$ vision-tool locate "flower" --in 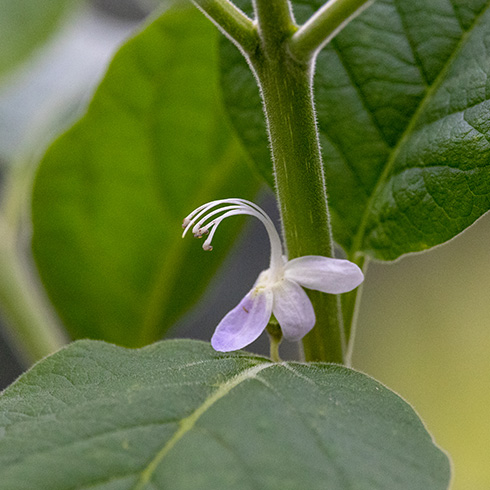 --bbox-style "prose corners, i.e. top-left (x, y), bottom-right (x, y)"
top-left (182, 198), bottom-right (364, 352)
